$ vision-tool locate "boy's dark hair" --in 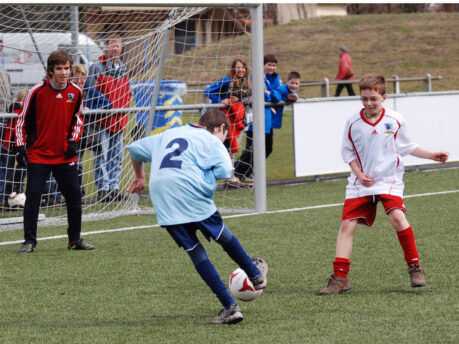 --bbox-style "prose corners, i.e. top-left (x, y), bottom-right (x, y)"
top-left (359, 73), bottom-right (386, 95)
top-left (199, 109), bottom-right (230, 135)
top-left (47, 50), bottom-right (73, 77)
top-left (287, 71), bottom-right (301, 81)
top-left (264, 54), bottom-right (278, 65)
